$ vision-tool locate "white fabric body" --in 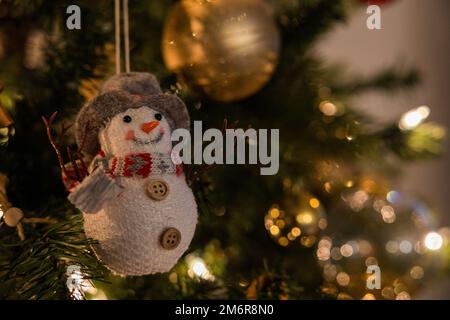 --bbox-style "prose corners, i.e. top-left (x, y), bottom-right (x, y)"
top-left (82, 106), bottom-right (198, 276)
